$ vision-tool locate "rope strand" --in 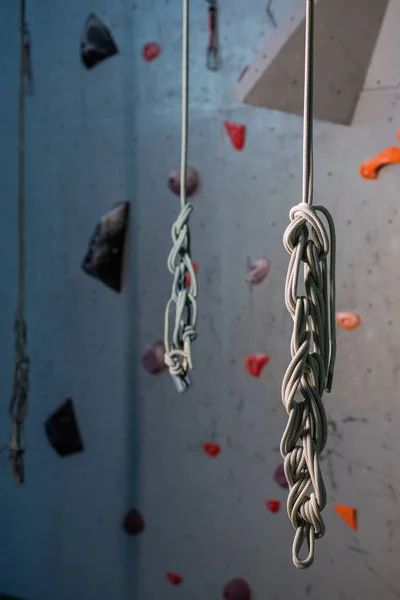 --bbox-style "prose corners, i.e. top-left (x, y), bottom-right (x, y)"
top-left (281, 0), bottom-right (337, 569)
